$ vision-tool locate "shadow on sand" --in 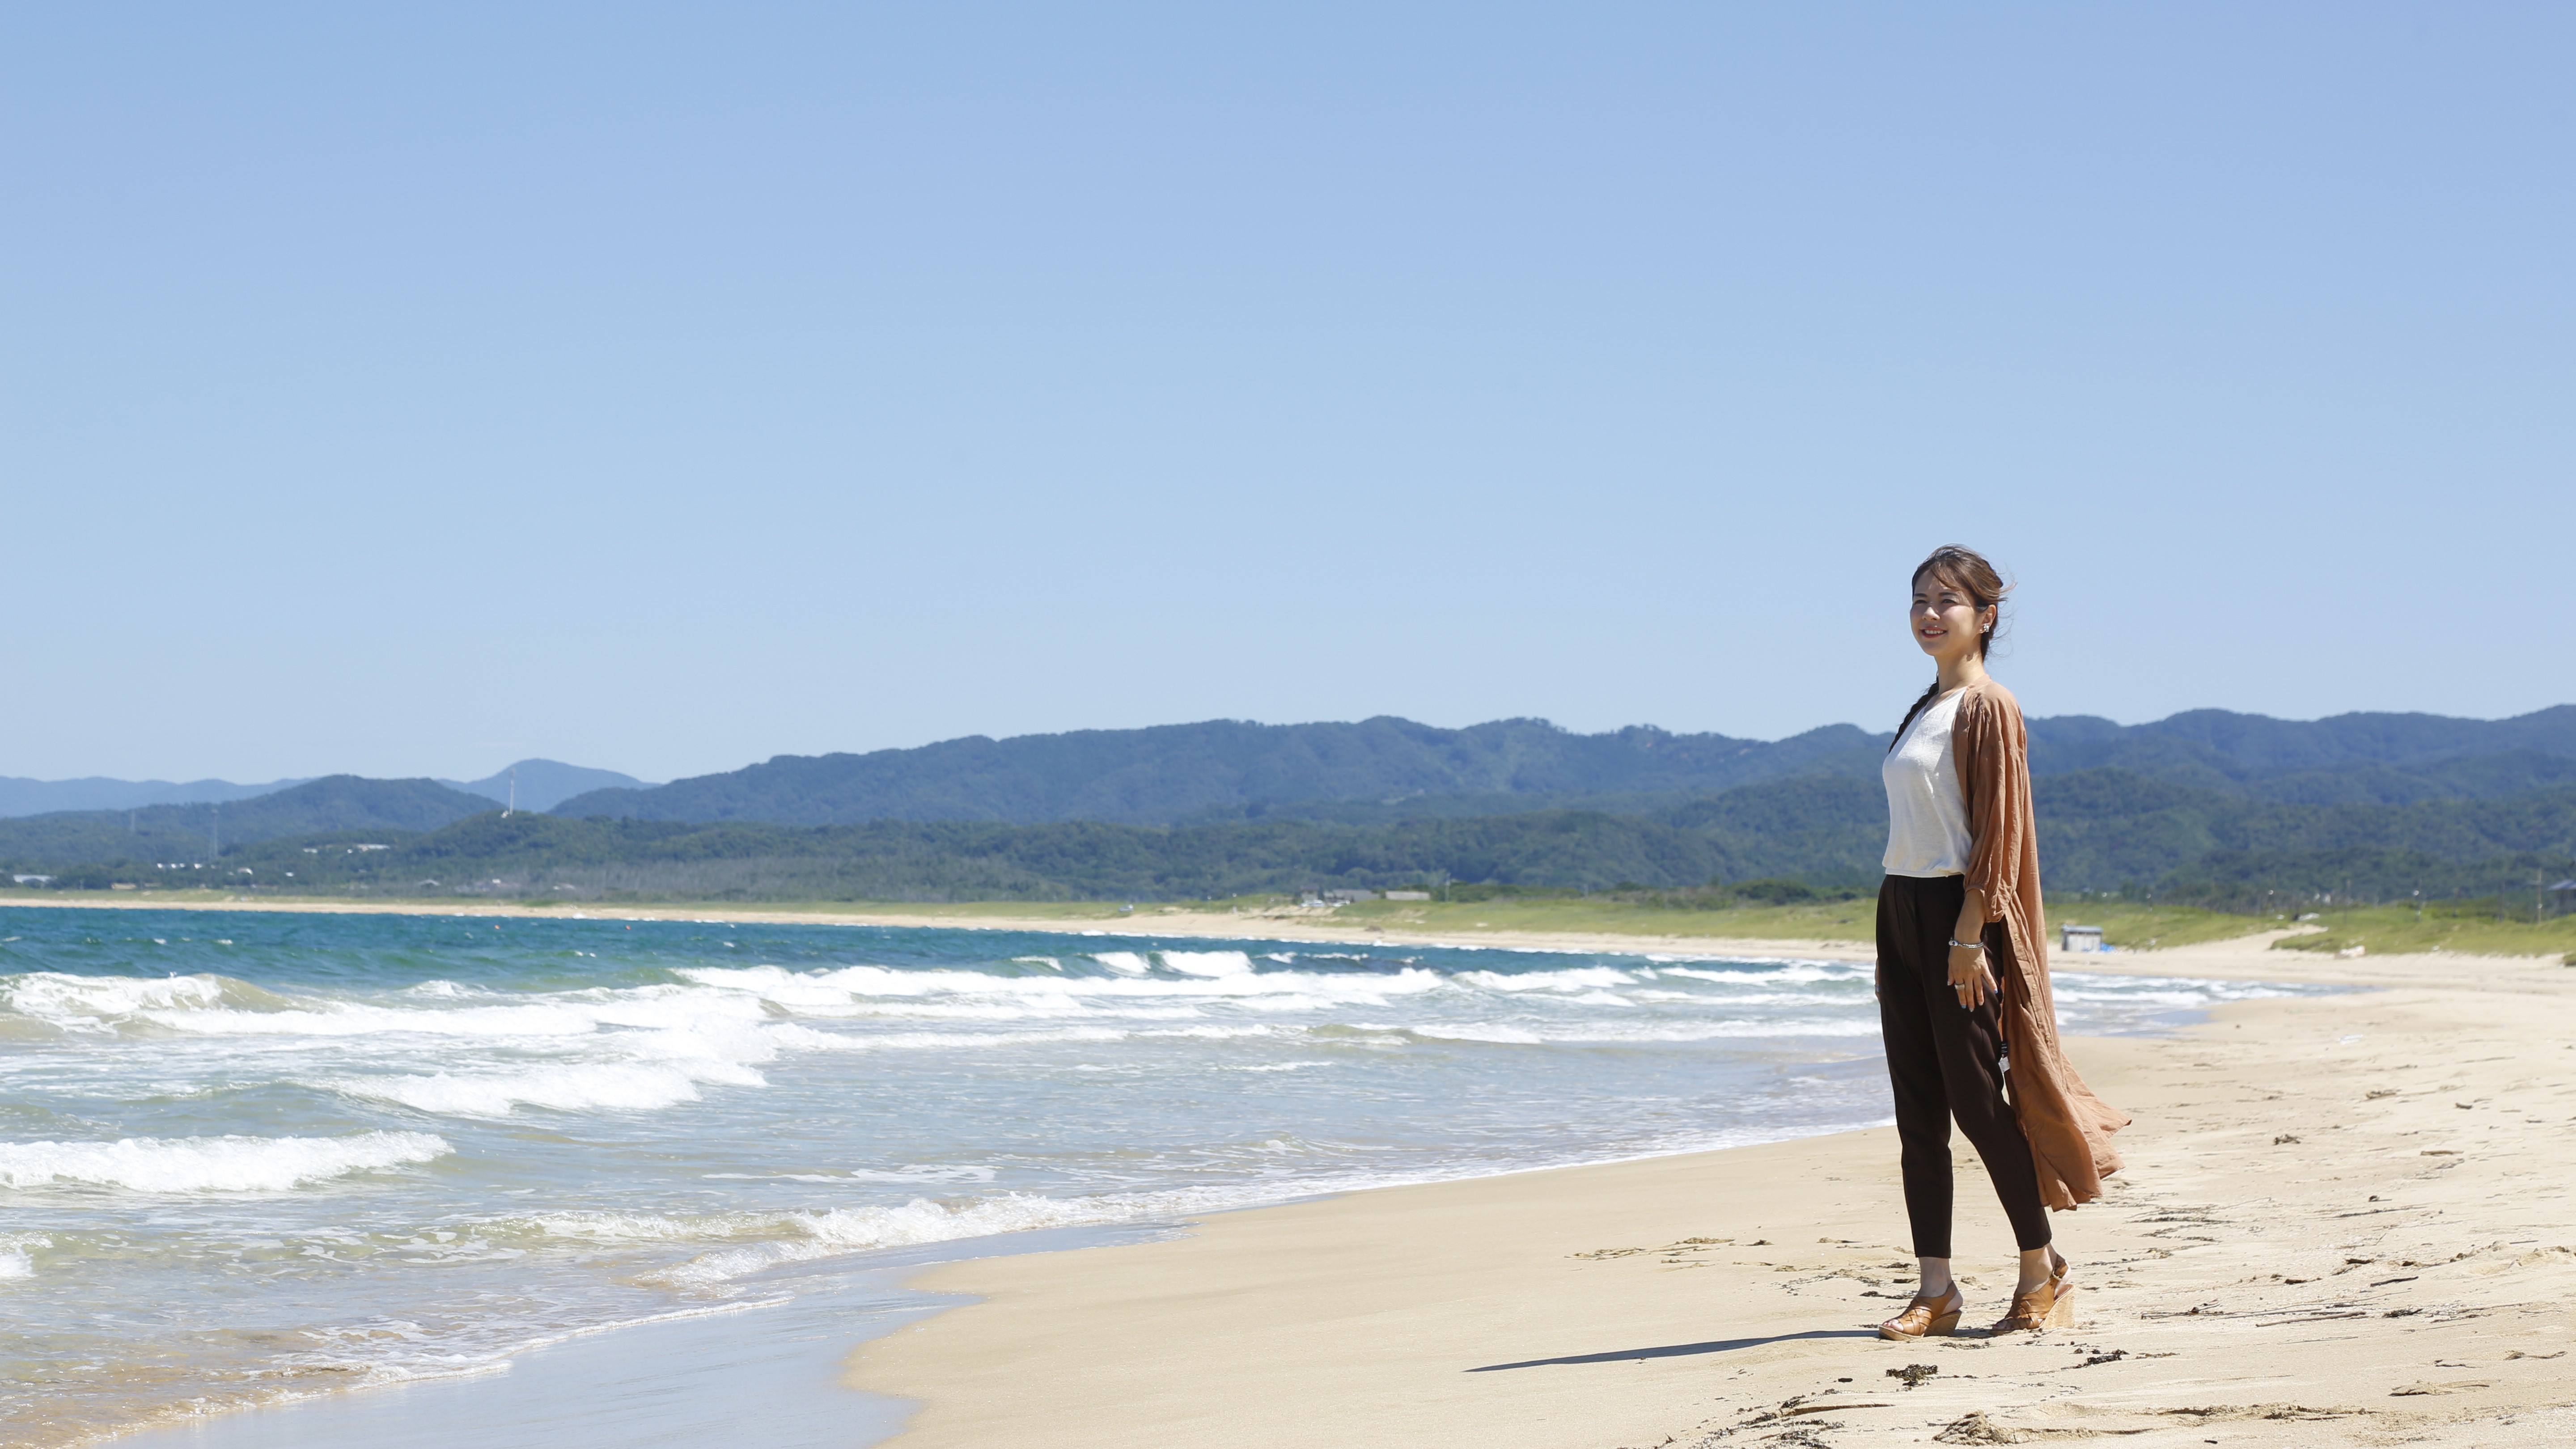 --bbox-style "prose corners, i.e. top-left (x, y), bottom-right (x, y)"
top-left (1467, 1328), bottom-right (1876, 1372)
